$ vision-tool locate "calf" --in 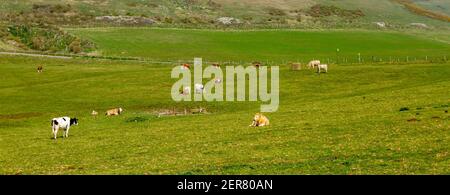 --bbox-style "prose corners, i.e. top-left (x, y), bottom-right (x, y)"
top-left (51, 117), bottom-right (78, 139)
top-left (317, 64), bottom-right (328, 73)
